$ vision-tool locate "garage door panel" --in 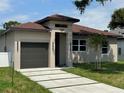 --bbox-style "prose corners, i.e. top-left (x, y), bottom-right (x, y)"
top-left (21, 61), bottom-right (47, 68)
top-left (21, 42), bottom-right (48, 68)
